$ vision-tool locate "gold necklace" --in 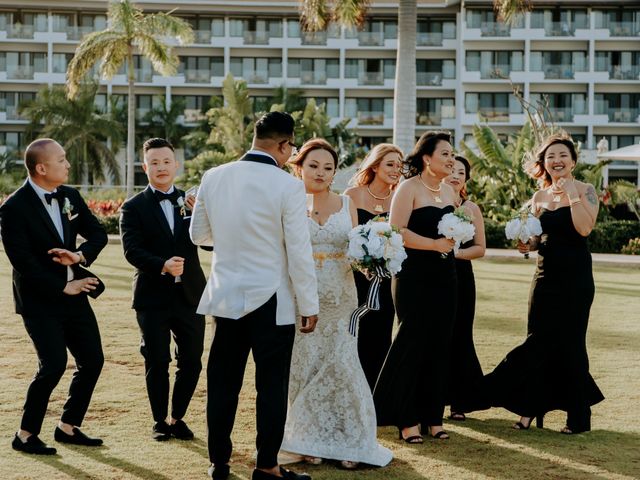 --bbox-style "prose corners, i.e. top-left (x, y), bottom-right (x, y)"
top-left (366, 185), bottom-right (392, 213)
top-left (549, 186), bottom-right (564, 203)
top-left (418, 174), bottom-right (442, 203)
